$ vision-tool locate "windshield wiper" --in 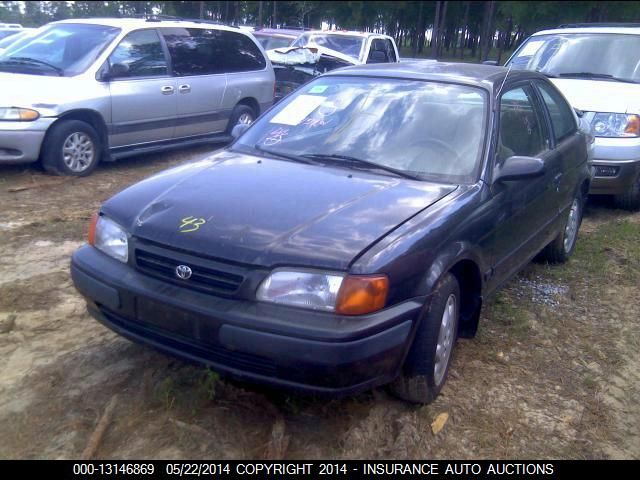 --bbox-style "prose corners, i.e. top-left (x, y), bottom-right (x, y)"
top-left (557, 72), bottom-right (637, 83)
top-left (0, 57), bottom-right (64, 76)
top-left (303, 153), bottom-right (421, 180)
top-left (253, 143), bottom-right (320, 165)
